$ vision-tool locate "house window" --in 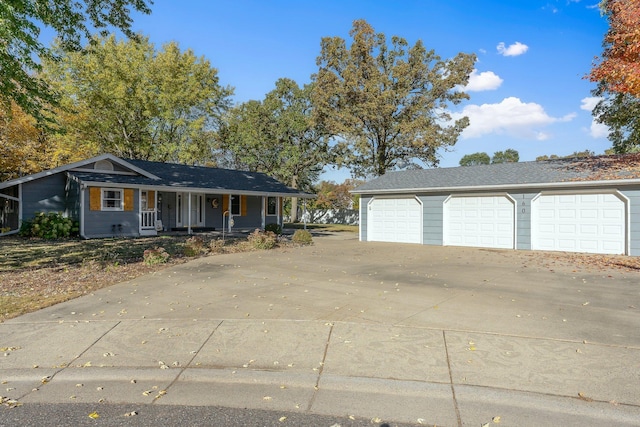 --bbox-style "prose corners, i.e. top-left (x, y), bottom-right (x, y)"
top-left (230, 195), bottom-right (240, 215)
top-left (102, 189), bottom-right (123, 211)
top-left (267, 197), bottom-right (277, 216)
